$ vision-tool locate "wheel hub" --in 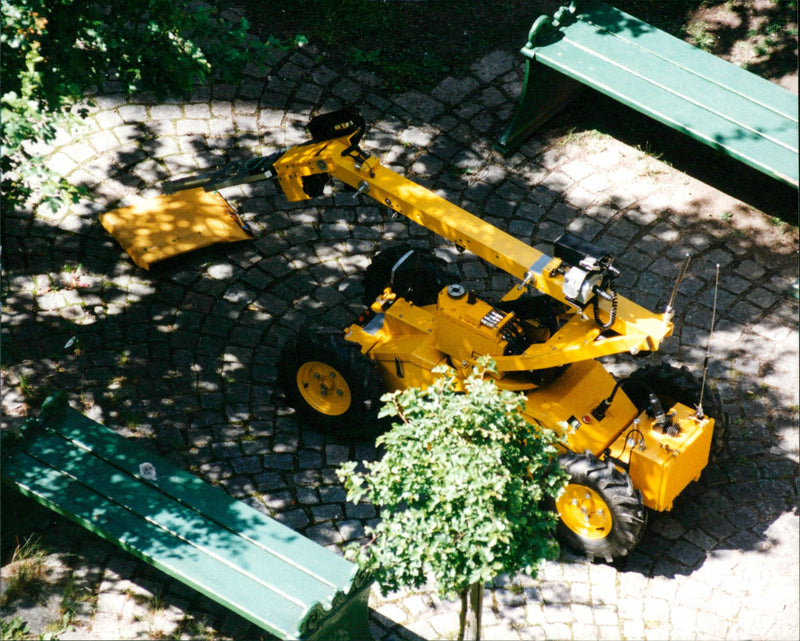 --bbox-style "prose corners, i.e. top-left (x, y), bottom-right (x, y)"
top-left (556, 483), bottom-right (613, 540)
top-left (296, 361), bottom-right (352, 416)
